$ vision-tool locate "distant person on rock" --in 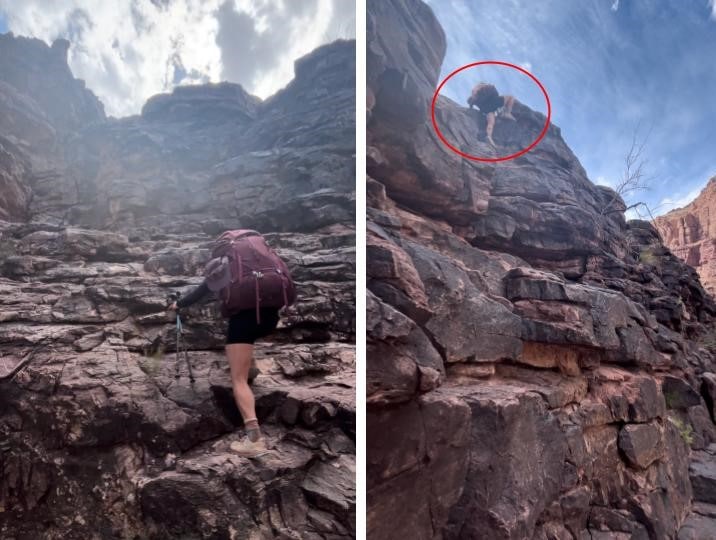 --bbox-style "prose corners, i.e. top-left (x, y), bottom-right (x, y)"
top-left (467, 82), bottom-right (516, 147)
top-left (167, 230), bottom-right (296, 458)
